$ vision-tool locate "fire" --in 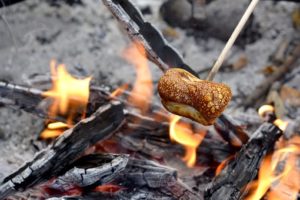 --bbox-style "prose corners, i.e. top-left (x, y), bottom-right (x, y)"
top-left (245, 140), bottom-right (300, 200)
top-left (94, 184), bottom-right (124, 193)
top-left (215, 155), bottom-right (234, 176)
top-left (41, 60), bottom-right (91, 138)
top-left (110, 84), bottom-right (129, 98)
top-left (258, 104), bottom-right (289, 131)
top-left (169, 115), bottom-right (206, 167)
top-left (40, 122), bottom-right (70, 139)
top-left (123, 42), bottom-right (153, 114)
